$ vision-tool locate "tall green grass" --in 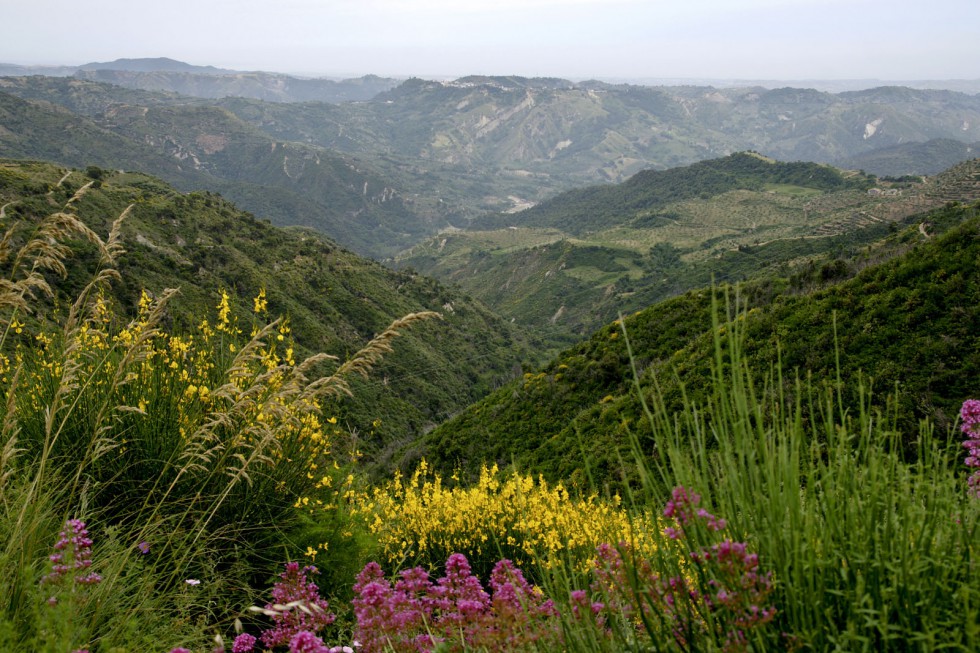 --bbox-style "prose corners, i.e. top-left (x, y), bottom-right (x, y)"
top-left (549, 289), bottom-right (980, 650)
